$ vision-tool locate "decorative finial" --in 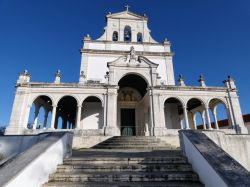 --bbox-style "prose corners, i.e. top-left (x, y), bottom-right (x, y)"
top-left (17, 69), bottom-right (31, 84)
top-left (54, 70), bottom-right (61, 84)
top-left (55, 70), bottom-right (61, 77)
top-left (84, 34), bottom-right (91, 41)
top-left (125, 5), bottom-right (130, 12)
top-left (79, 71), bottom-right (86, 84)
top-left (163, 38), bottom-right (170, 45)
top-left (198, 75), bottom-right (206, 87)
top-left (24, 70), bottom-right (28, 75)
top-left (224, 75), bottom-right (236, 89)
top-left (178, 74), bottom-right (185, 86)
